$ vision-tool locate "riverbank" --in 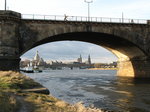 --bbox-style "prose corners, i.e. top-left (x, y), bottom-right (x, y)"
top-left (0, 71), bottom-right (108, 112)
top-left (88, 68), bottom-right (118, 70)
